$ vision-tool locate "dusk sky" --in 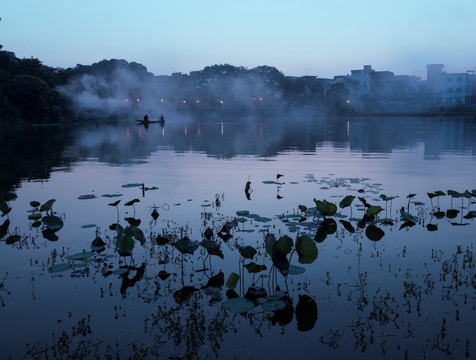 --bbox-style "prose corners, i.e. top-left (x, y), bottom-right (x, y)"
top-left (1, 0), bottom-right (475, 79)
